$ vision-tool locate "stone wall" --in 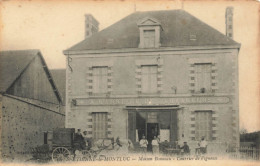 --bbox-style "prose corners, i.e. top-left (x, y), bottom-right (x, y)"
top-left (0, 95), bottom-right (65, 161)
